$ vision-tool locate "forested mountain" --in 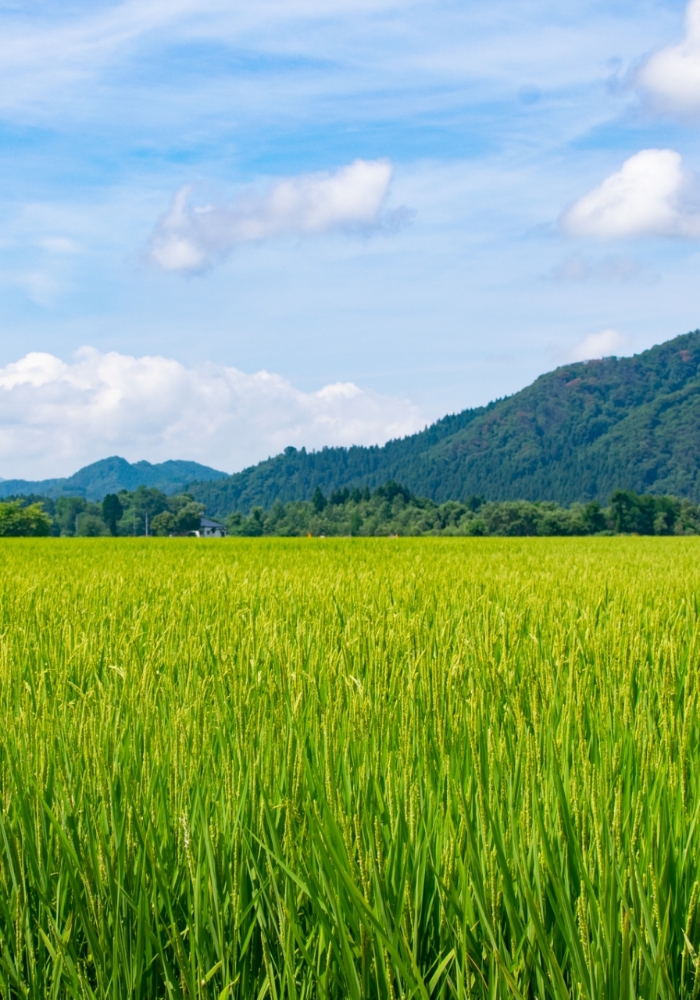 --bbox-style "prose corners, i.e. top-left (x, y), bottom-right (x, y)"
top-left (4, 331), bottom-right (700, 514)
top-left (0, 456), bottom-right (227, 501)
top-left (189, 330), bottom-right (700, 516)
